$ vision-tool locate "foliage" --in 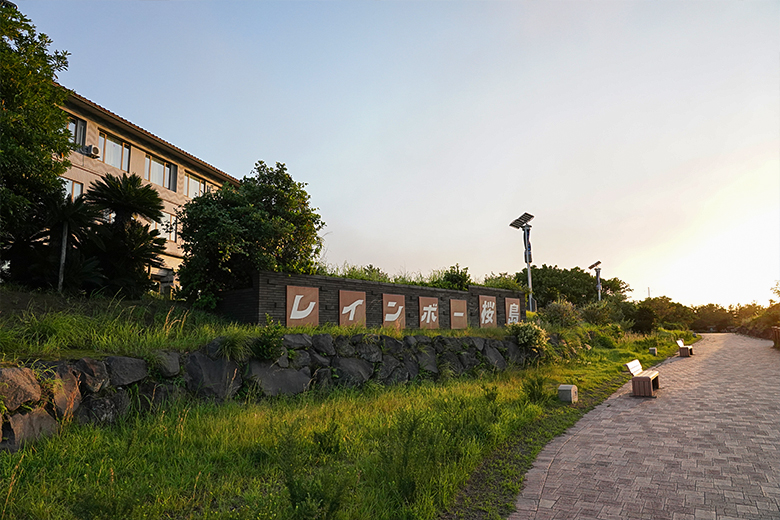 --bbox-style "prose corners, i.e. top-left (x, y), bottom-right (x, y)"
top-left (482, 272), bottom-right (523, 291)
top-left (0, 5), bottom-right (73, 272)
top-left (640, 296), bottom-right (695, 330)
top-left (632, 301), bottom-right (657, 333)
top-left (428, 263), bottom-right (472, 291)
top-left (690, 303), bottom-right (734, 332)
top-left (538, 299), bottom-right (581, 328)
top-left (507, 321), bottom-right (548, 357)
top-left (318, 262), bottom-right (391, 283)
top-left (177, 161), bottom-right (324, 308)
top-left (517, 264), bottom-right (631, 308)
